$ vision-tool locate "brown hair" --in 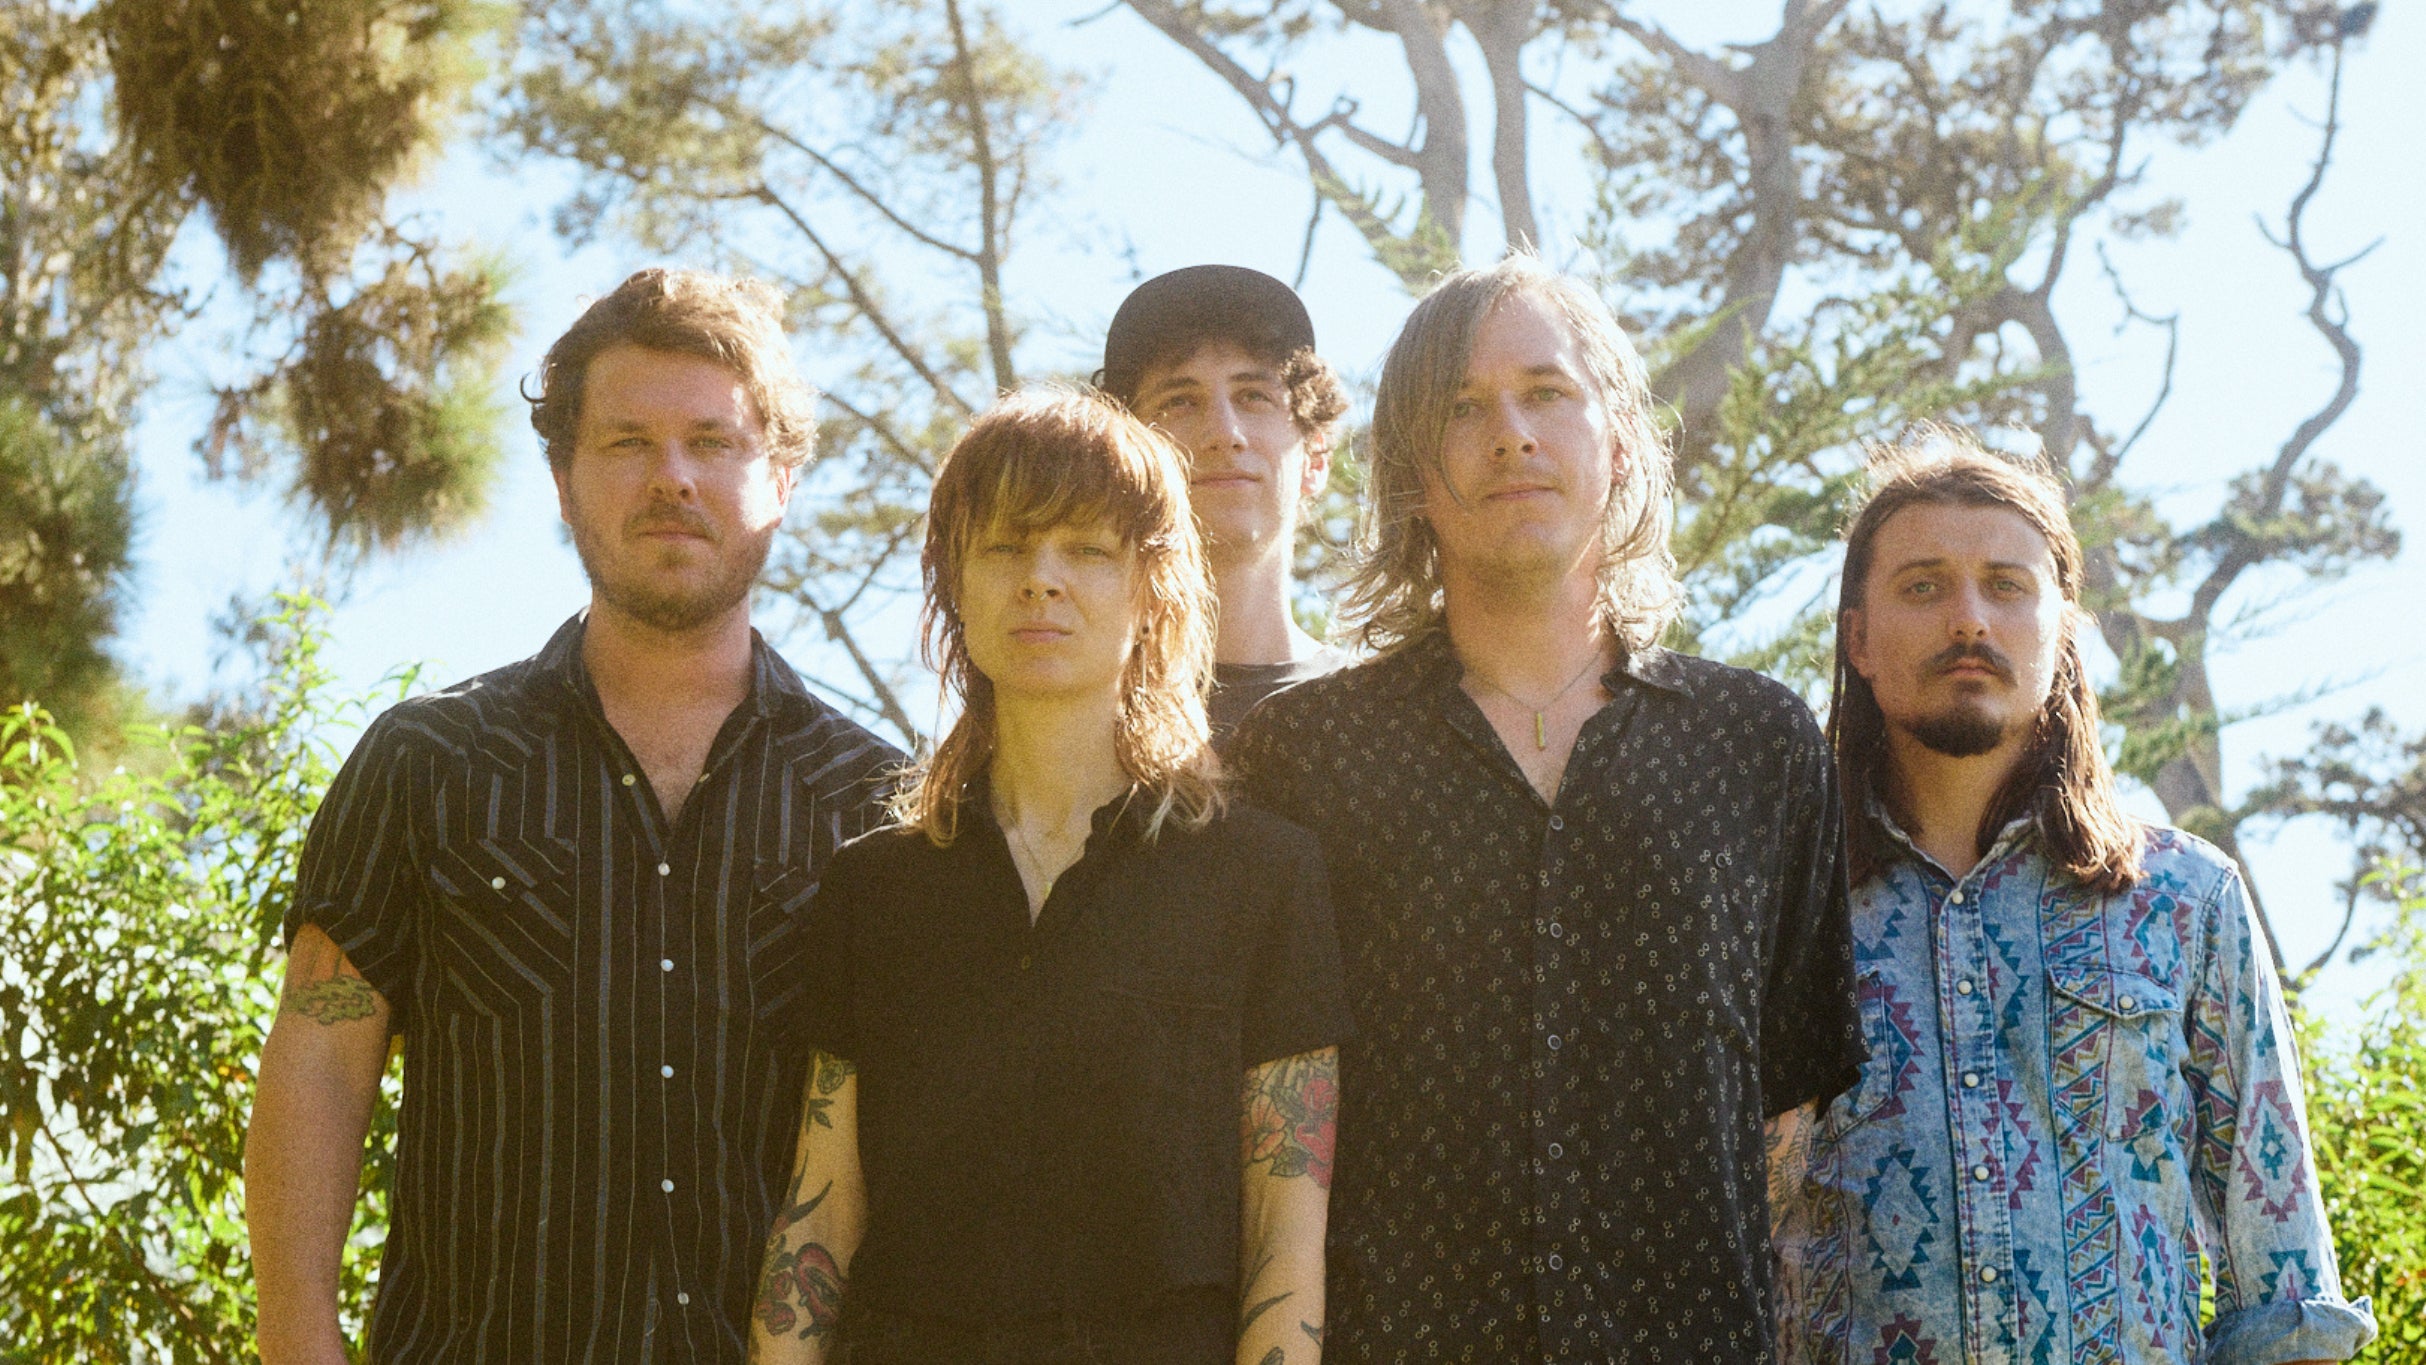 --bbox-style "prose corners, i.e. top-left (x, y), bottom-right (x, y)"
top-left (1830, 430), bottom-right (2142, 892)
top-left (1348, 255), bottom-right (1679, 654)
top-left (525, 267), bottom-right (818, 471)
top-left (892, 387), bottom-right (1224, 844)
top-left (1107, 331), bottom-right (1351, 452)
